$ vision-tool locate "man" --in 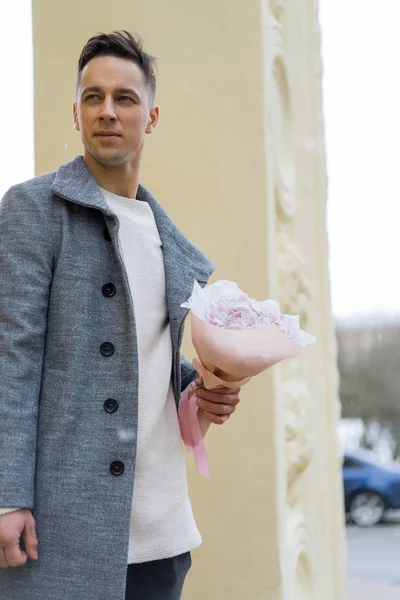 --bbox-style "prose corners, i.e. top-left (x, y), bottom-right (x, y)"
top-left (0, 31), bottom-right (240, 600)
